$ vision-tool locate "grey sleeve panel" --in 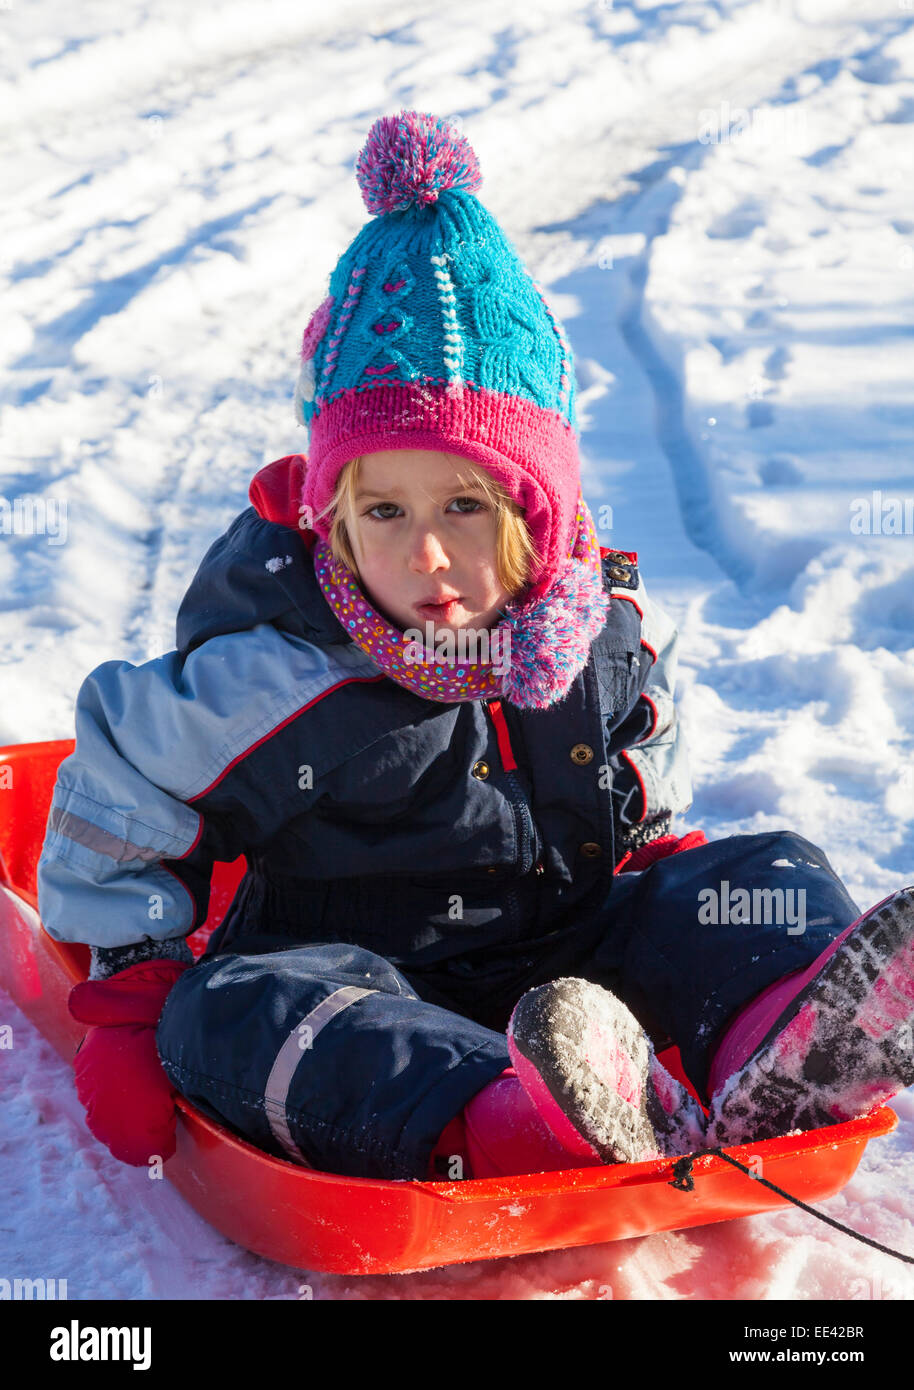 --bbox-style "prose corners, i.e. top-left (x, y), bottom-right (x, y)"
top-left (74, 624), bottom-right (380, 804)
top-left (36, 624), bottom-right (380, 950)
